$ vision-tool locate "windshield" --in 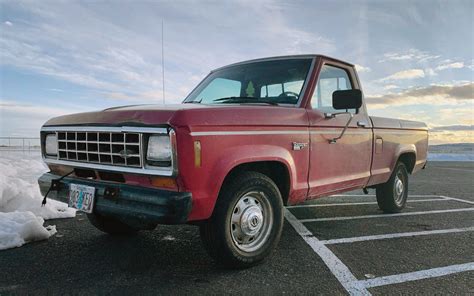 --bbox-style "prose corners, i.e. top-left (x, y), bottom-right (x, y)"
top-left (184, 58), bottom-right (313, 105)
